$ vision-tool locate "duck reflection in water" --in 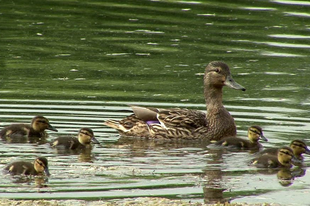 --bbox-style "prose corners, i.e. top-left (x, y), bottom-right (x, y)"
top-left (50, 128), bottom-right (101, 162)
top-left (0, 116), bottom-right (58, 144)
top-left (115, 136), bottom-right (231, 204)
